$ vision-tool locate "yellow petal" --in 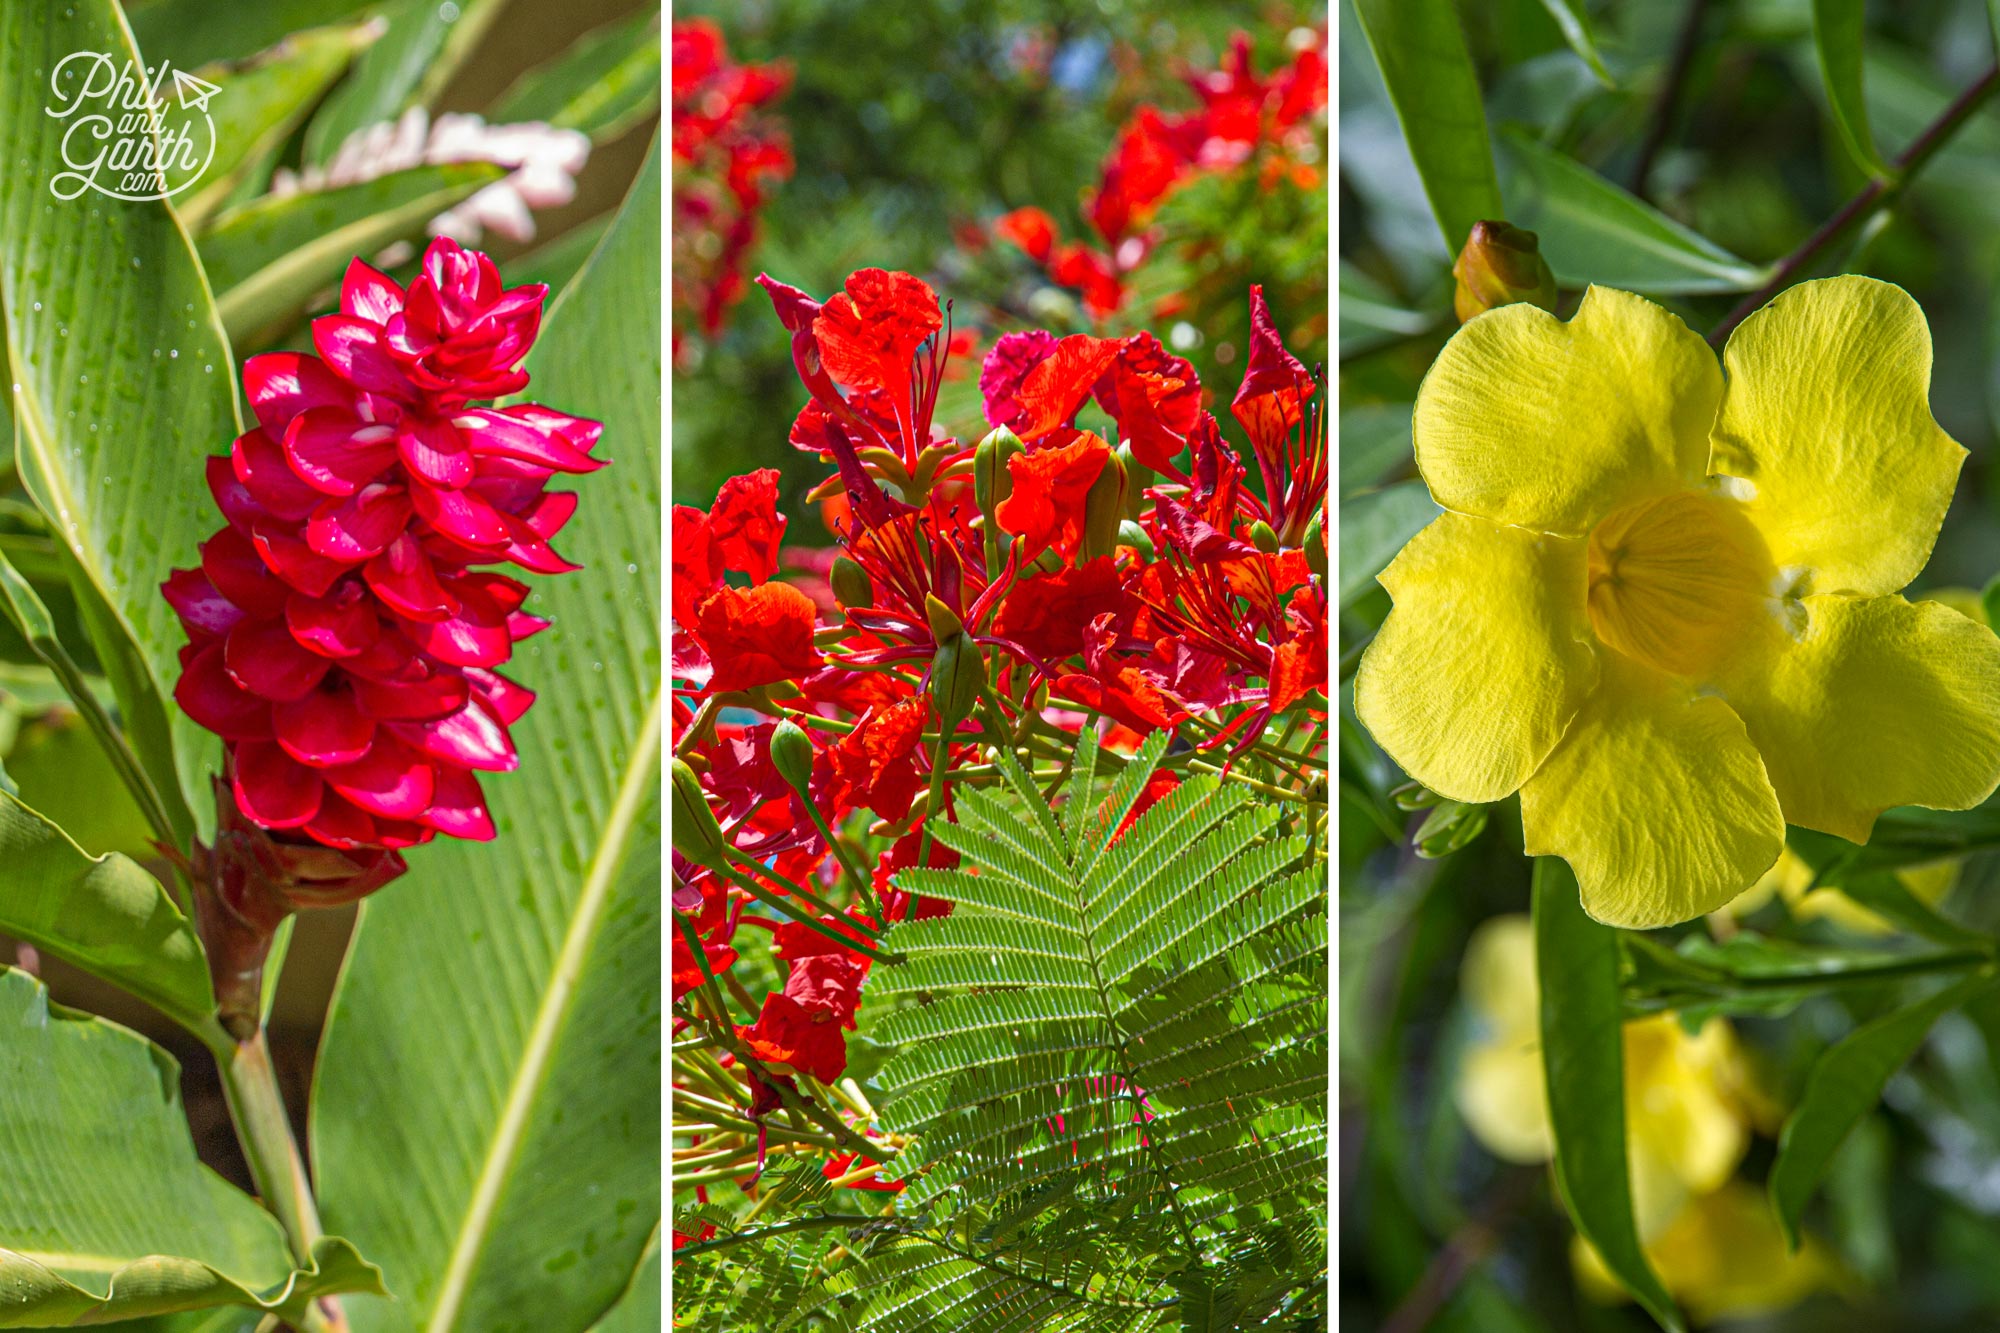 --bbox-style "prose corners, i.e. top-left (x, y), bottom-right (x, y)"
top-left (1354, 513), bottom-right (1598, 803)
top-left (1414, 286), bottom-right (1718, 537)
top-left (1572, 1183), bottom-right (1829, 1321)
top-left (1722, 594), bottom-right (2000, 843)
top-left (1460, 914), bottom-right (1539, 1038)
top-left (1711, 275), bottom-right (1965, 596)
top-left (1456, 918), bottom-right (1553, 1164)
top-left (1625, 1017), bottom-right (1748, 1236)
top-left (1520, 656), bottom-right (1784, 928)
